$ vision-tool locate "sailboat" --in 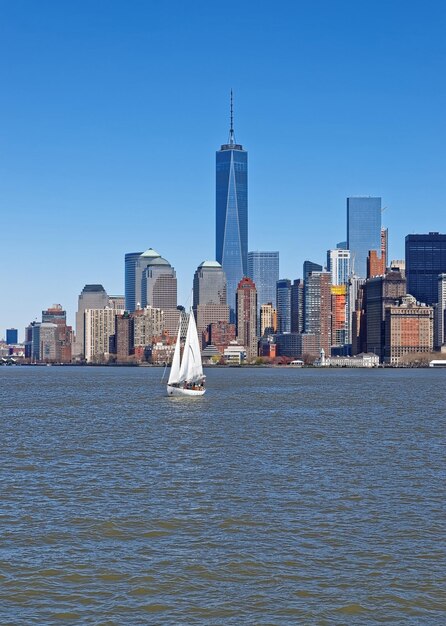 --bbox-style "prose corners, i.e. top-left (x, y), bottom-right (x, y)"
top-left (167, 308), bottom-right (206, 397)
